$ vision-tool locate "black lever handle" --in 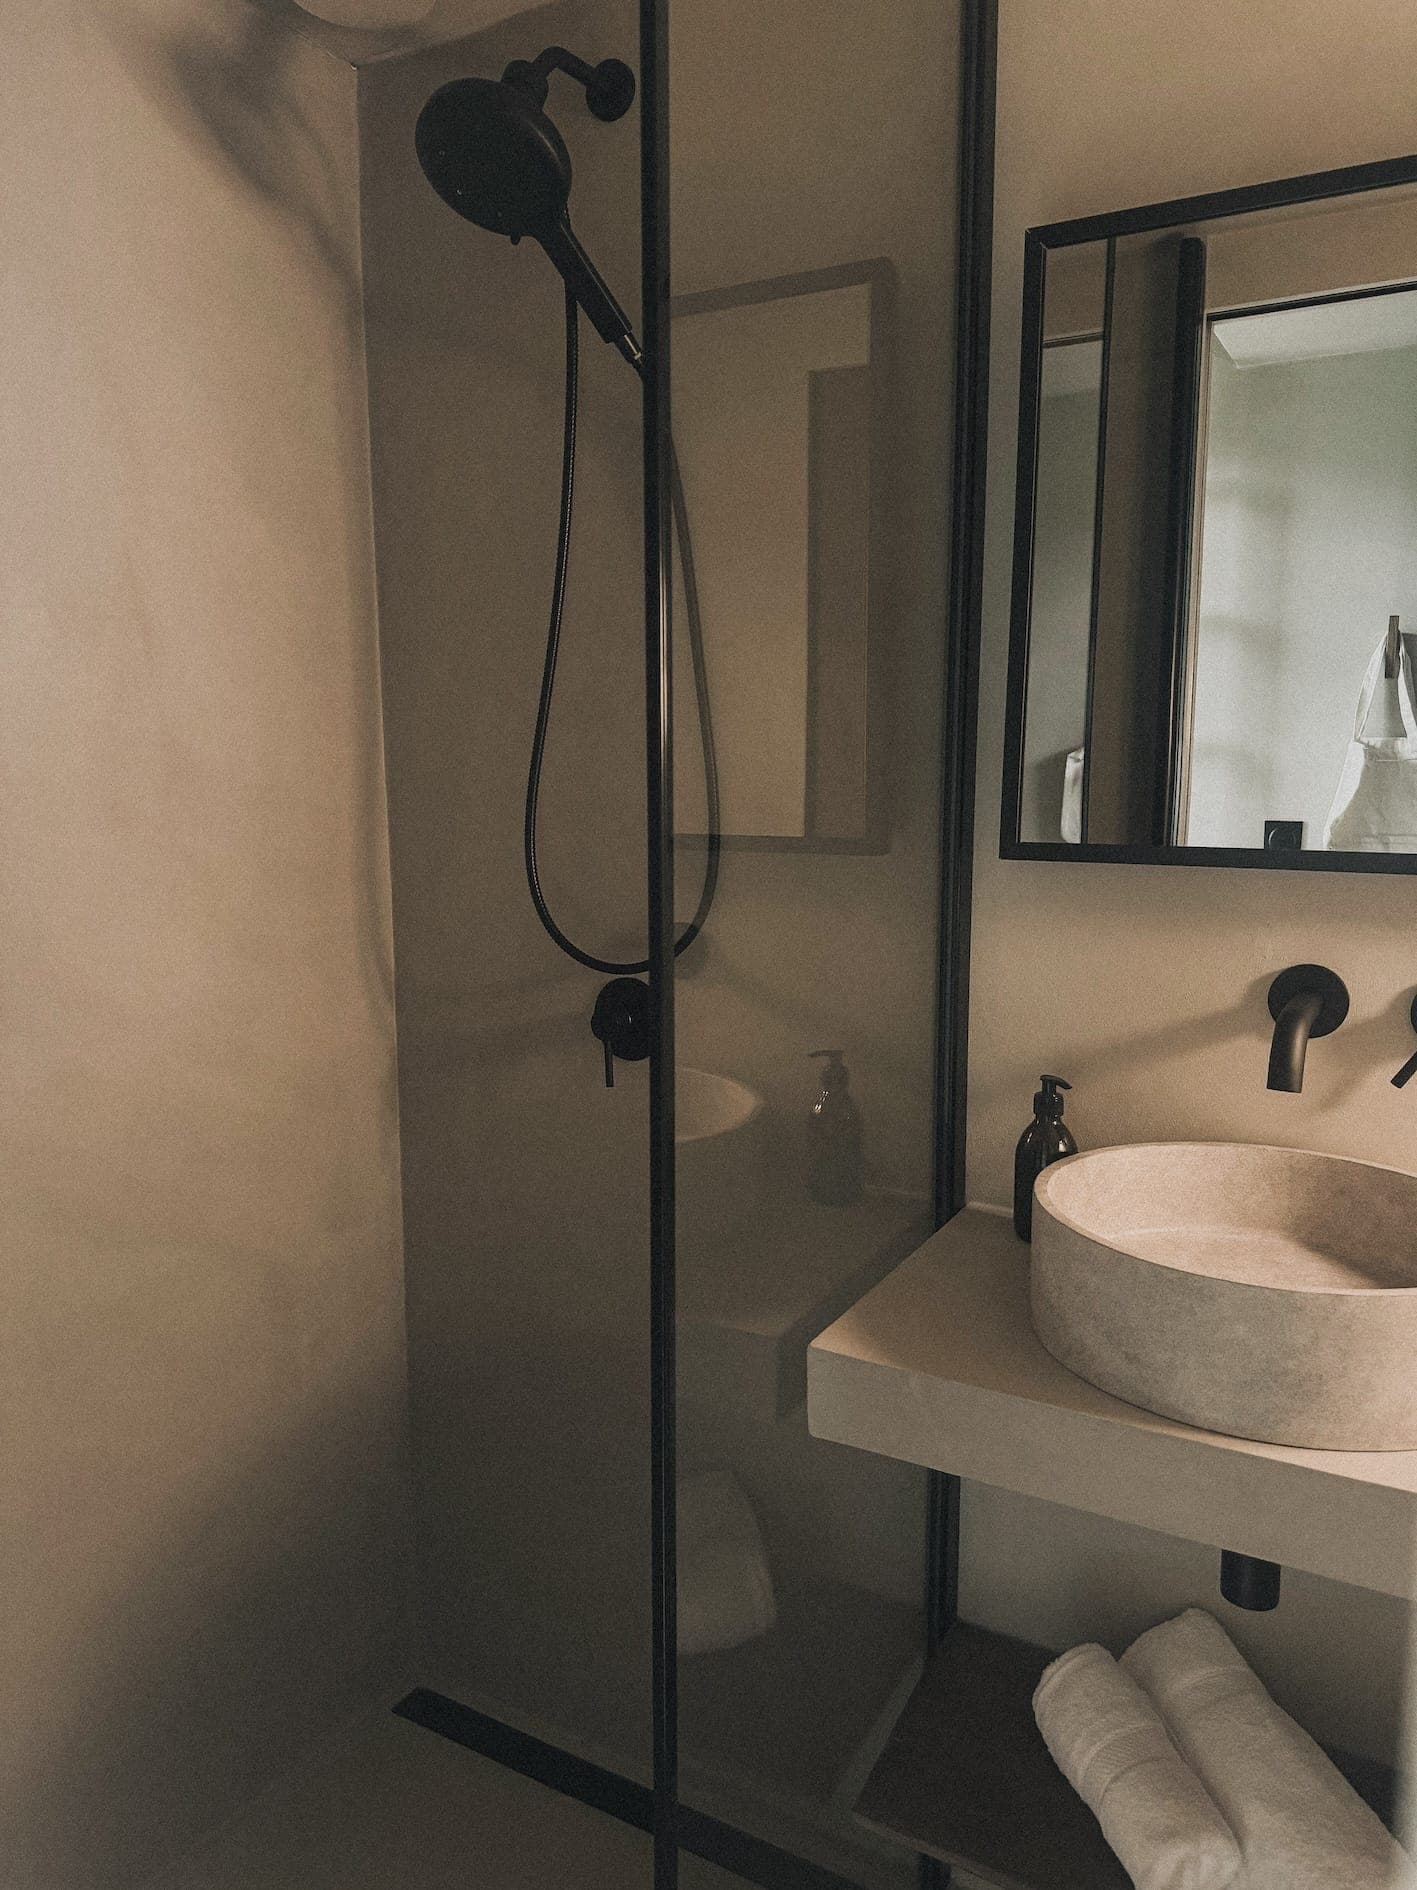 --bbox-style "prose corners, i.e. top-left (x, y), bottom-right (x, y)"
top-left (590, 977), bottom-right (651, 1091)
top-left (1393, 993), bottom-right (1417, 1088)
